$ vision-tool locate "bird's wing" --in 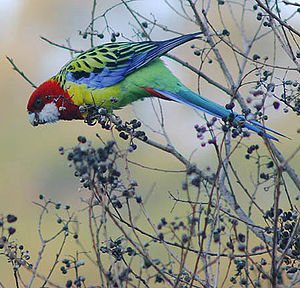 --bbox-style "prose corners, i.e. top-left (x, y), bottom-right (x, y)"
top-left (56, 32), bottom-right (202, 89)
